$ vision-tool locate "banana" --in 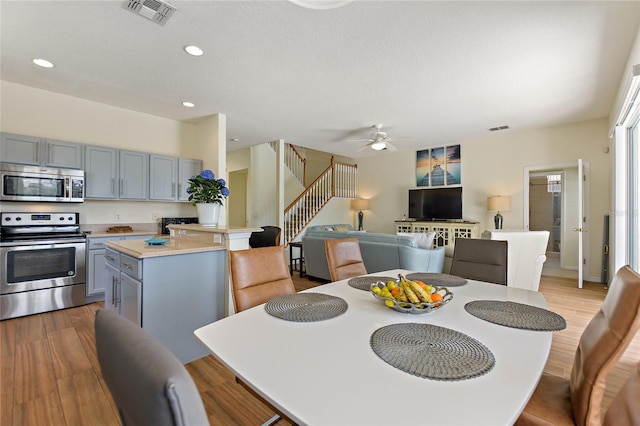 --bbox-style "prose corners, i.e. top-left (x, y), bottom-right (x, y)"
top-left (402, 280), bottom-right (420, 304)
top-left (406, 280), bottom-right (433, 303)
top-left (396, 283), bottom-right (408, 302)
